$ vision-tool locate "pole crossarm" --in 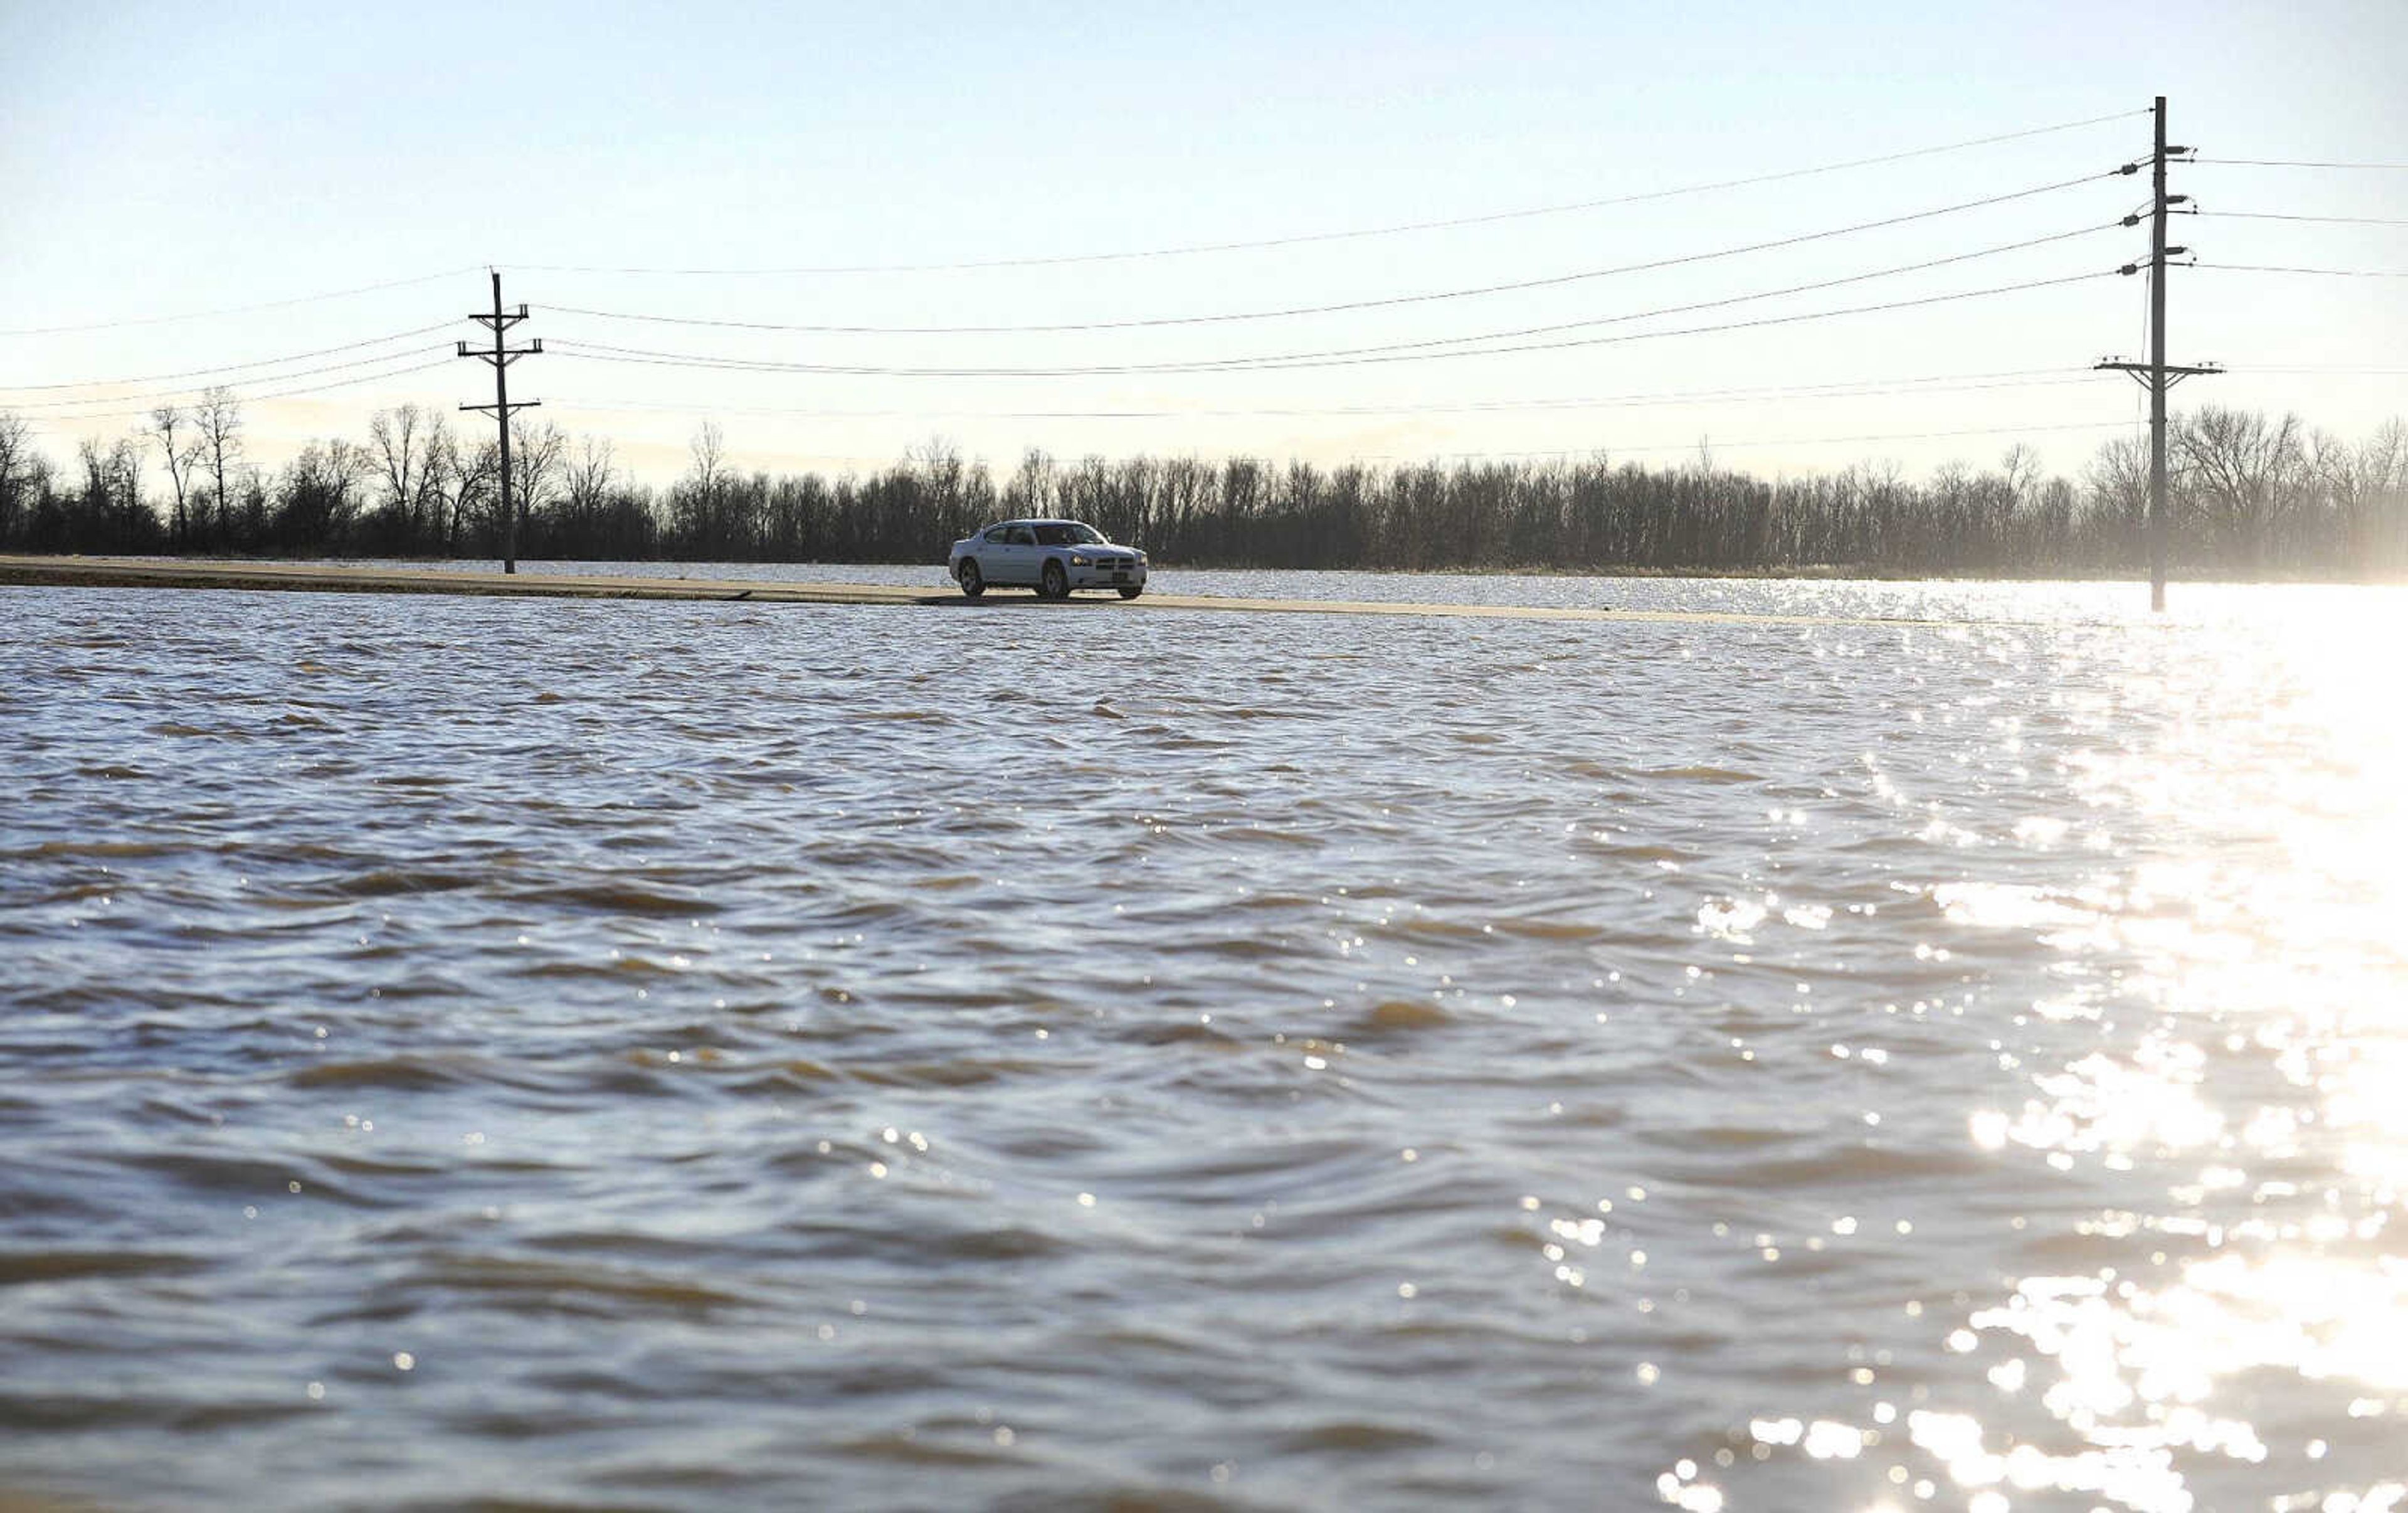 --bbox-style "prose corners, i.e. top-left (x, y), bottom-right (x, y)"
top-left (2095, 358), bottom-right (2222, 386)
top-left (457, 338), bottom-right (542, 366)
